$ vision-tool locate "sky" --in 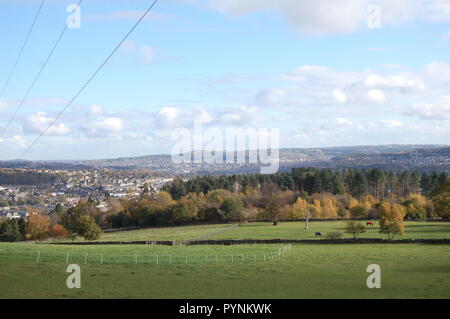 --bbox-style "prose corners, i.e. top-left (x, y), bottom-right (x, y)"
top-left (0, 0), bottom-right (449, 160)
